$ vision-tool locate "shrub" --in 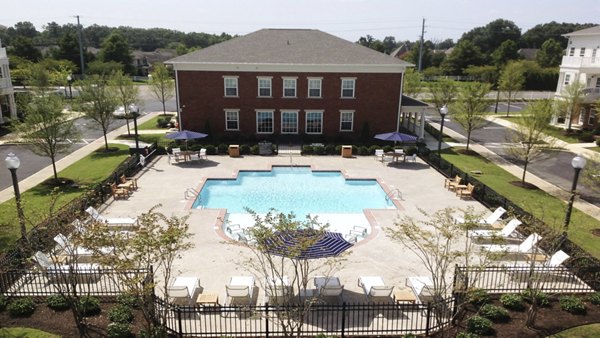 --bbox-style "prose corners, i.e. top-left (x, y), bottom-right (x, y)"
top-left (0, 295), bottom-right (8, 311)
top-left (117, 293), bottom-right (140, 309)
top-left (107, 322), bottom-right (134, 338)
top-left (521, 289), bottom-right (550, 307)
top-left (578, 131), bottom-right (594, 142)
top-left (250, 144), bottom-right (259, 155)
top-left (456, 332), bottom-right (479, 338)
top-left (560, 295), bottom-right (586, 314)
top-left (79, 296), bottom-right (101, 317)
top-left (302, 145), bottom-right (314, 155)
top-left (334, 145), bottom-right (342, 154)
top-left (465, 315), bottom-right (493, 335)
top-left (500, 293), bottom-right (525, 311)
top-left (368, 145), bottom-right (379, 155)
top-left (8, 297), bottom-right (36, 317)
top-left (205, 144), bottom-right (217, 155)
top-left (351, 145), bottom-right (358, 154)
top-left (156, 117), bottom-right (170, 128)
top-left (109, 304), bottom-right (134, 323)
top-left (596, 138), bottom-right (600, 147)
top-left (240, 144), bottom-right (251, 155)
top-left (405, 146), bottom-right (418, 156)
top-left (325, 144), bottom-right (336, 155)
top-left (383, 145), bottom-right (394, 153)
top-left (479, 304), bottom-right (510, 322)
top-left (358, 146), bottom-right (370, 155)
top-left (314, 145), bottom-right (326, 155)
top-left (467, 288), bottom-right (490, 306)
top-left (217, 143), bottom-right (228, 154)
top-left (587, 292), bottom-right (600, 305)
top-left (46, 294), bottom-right (70, 311)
